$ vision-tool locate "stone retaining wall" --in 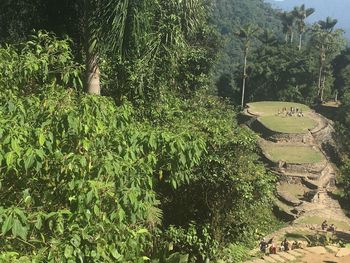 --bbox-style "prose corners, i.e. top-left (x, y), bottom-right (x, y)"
top-left (312, 119), bottom-right (342, 165)
top-left (247, 116), bottom-right (314, 144)
top-left (284, 160), bottom-right (327, 174)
